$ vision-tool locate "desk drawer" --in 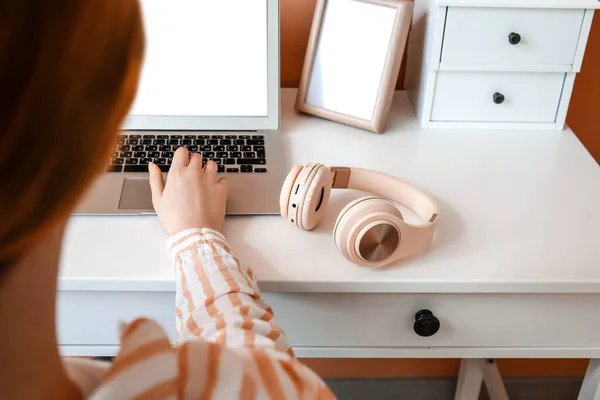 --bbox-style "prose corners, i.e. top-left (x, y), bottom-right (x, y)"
top-left (57, 291), bottom-right (600, 349)
top-left (265, 293), bottom-right (600, 348)
top-left (430, 71), bottom-right (565, 123)
top-left (440, 7), bottom-right (585, 68)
